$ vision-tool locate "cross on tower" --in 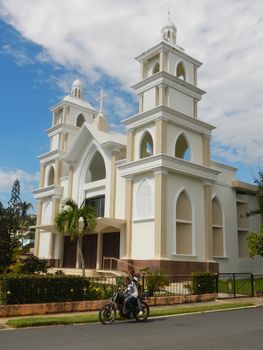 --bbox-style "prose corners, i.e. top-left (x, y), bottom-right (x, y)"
top-left (96, 89), bottom-right (107, 113)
